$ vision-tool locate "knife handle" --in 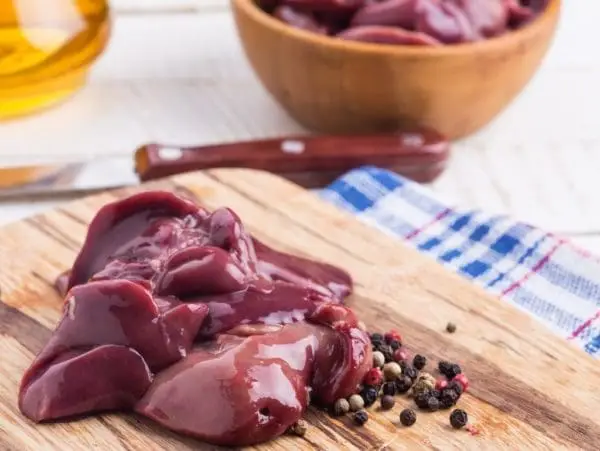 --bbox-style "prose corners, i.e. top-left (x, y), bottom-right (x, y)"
top-left (134, 131), bottom-right (450, 185)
